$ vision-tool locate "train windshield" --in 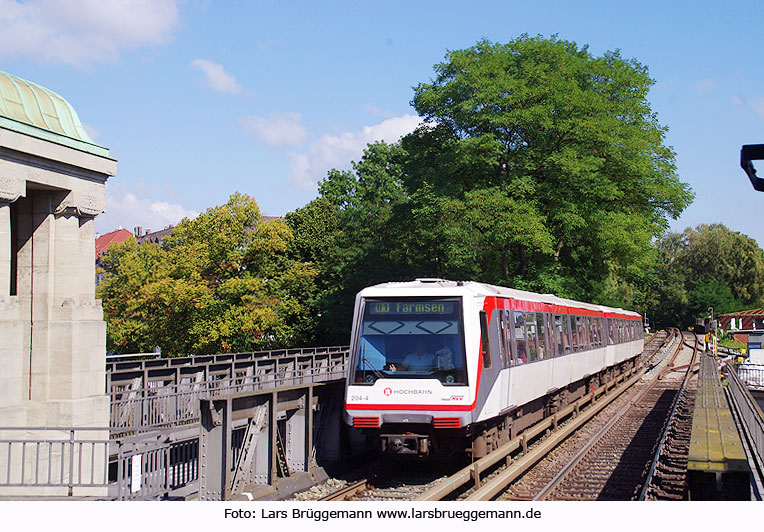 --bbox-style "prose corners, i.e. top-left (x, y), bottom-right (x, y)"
top-left (353, 298), bottom-right (467, 385)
